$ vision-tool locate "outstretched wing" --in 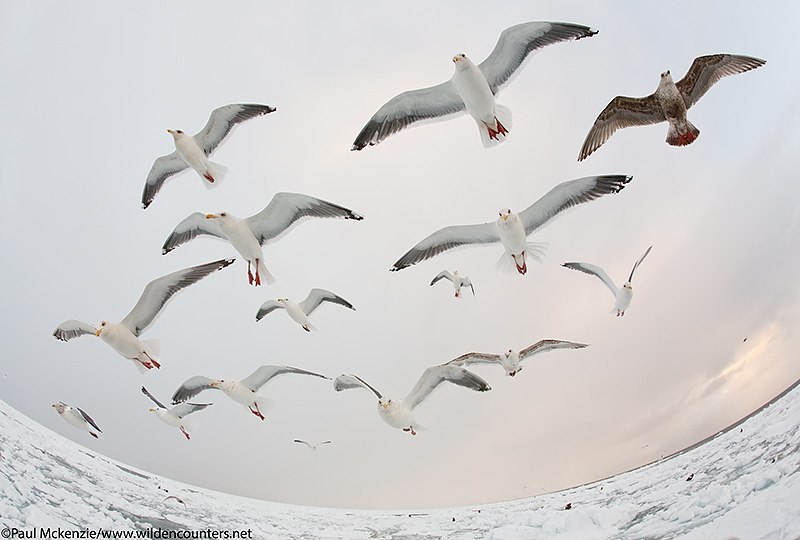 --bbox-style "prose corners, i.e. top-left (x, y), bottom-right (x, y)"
top-left (351, 81), bottom-right (466, 151)
top-left (390, 222), bottom-right (500, 272)
top-left (479, 22), bottom-right (598, 94)
top-left (245, 192), bottom-right (363, 246)
top-left (119, 259), bottom-right (234, 336)
top-left (161, 212), bottom-right (227, 254)
top-left (170, 402), bottom-right (212, 418)
top-left (298, 288), bottom-right (355, 316)
top-left (142, 151), bottom-right (190, 210)
top-left (53, 319), bottom-right (97, 342)
top-left (141, 386), bottom-right (168, 410)
top-left (194, 104), bottom-right (277, 156)
top-left (76, 407), bottom-right (103, 433)
top-left (518, 340), bottom-right (589, 362)
top-left (255, 300), bottom-right (285, 322)
top-left (519, 175), bottom-right (632, 236)
top-left (333, 374), bottom-right (383, 399)
top-left (577, 95), bottom-right (664, 161)
top-left (676, 54), bottom-right (766, 110)
top-left (562, 262), bottom-right (619, 299)
top-left (446, 352), bottom-right (503, 367)
top-left (430, 270), bottom-right (454, 286)
top-left (240, 365), bottom-right (330, 392)
top-left (403, 364), bottom-right (490, 411)
top-left (628, 245), bottom-right (653, 283)
top-left (171, 375), bottom-right (219, 404)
